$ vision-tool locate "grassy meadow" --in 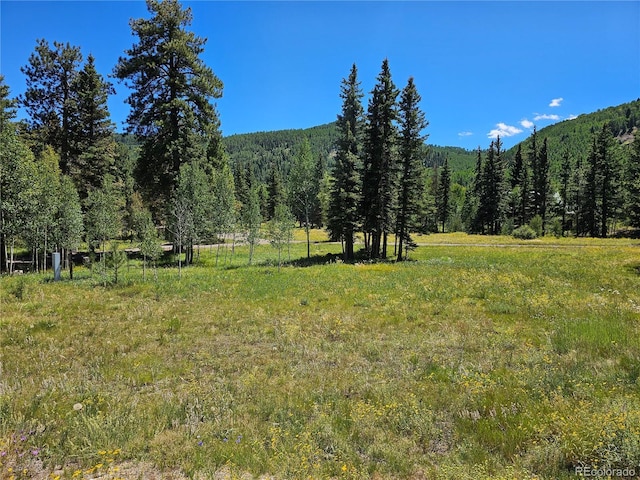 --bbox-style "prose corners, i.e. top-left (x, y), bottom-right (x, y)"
top-left (1, 232), bottom-right (639, 479)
